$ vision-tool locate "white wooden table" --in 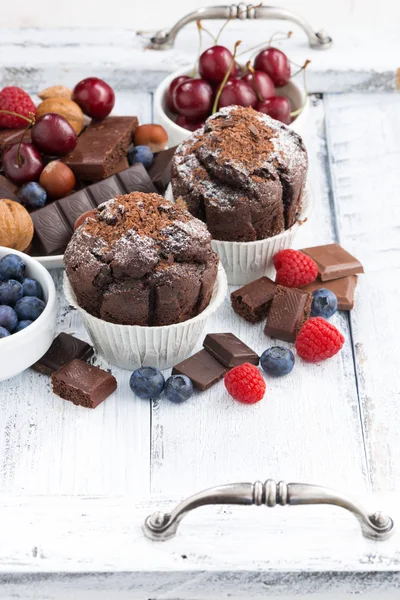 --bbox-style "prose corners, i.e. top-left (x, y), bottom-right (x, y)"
top-left (1, 25), bottom-right (400, 599)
